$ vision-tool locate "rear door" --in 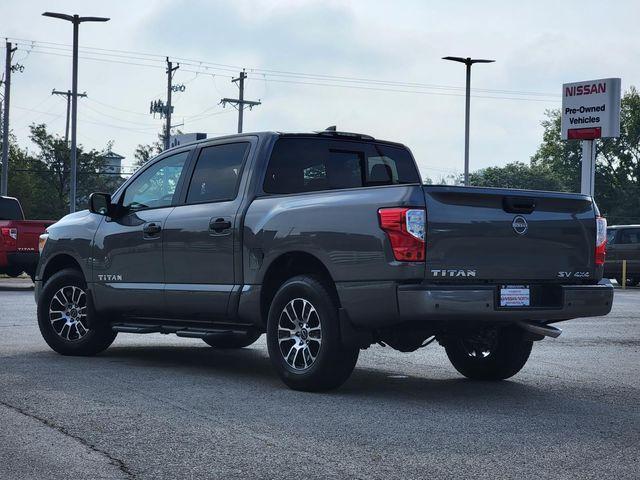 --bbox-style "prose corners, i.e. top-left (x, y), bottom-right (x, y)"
top-left (92, 150), bottom-right (190, 315)
top-left (163, 140), bottom-right (253, 320)
top-left (422, 186), bottom-right (596, 282)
